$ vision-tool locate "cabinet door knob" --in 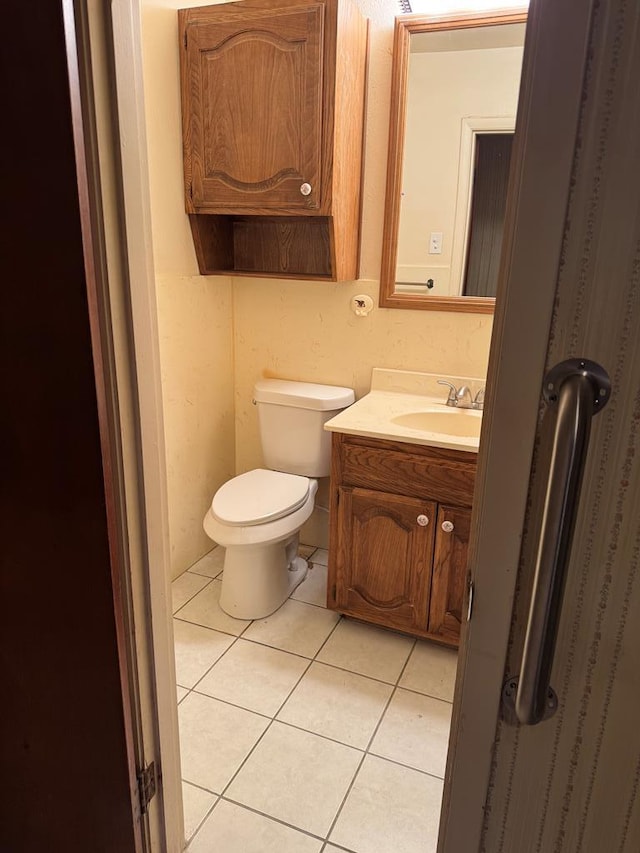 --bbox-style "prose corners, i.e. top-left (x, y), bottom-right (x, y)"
top-left (300, 182), bottom-right (312, 196)
top-left (417, 514), bottom-right (430, 527)
top-left (441, 520), bottom-right (454, 533)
